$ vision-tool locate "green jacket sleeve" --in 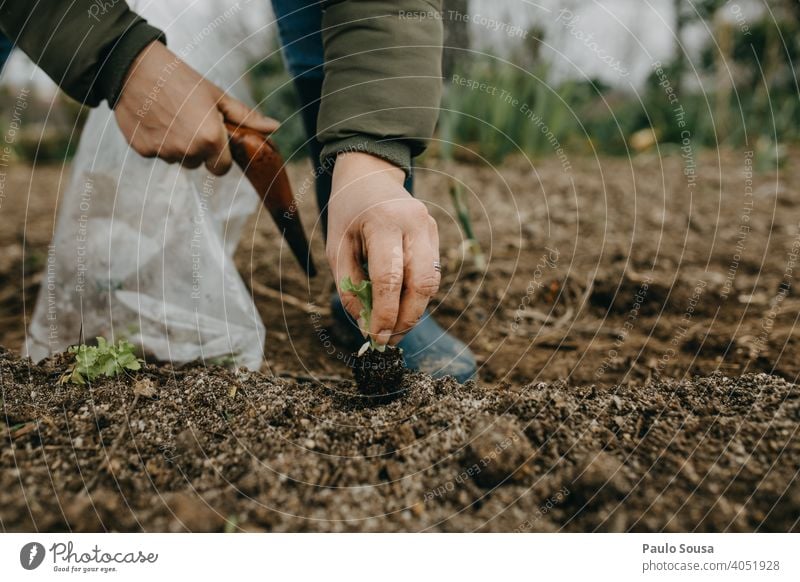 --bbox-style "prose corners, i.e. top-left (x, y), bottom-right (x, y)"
top-left (318, 0), bottom-right (443, 174)
top-left (0, 1), bottom-right (165, 107)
